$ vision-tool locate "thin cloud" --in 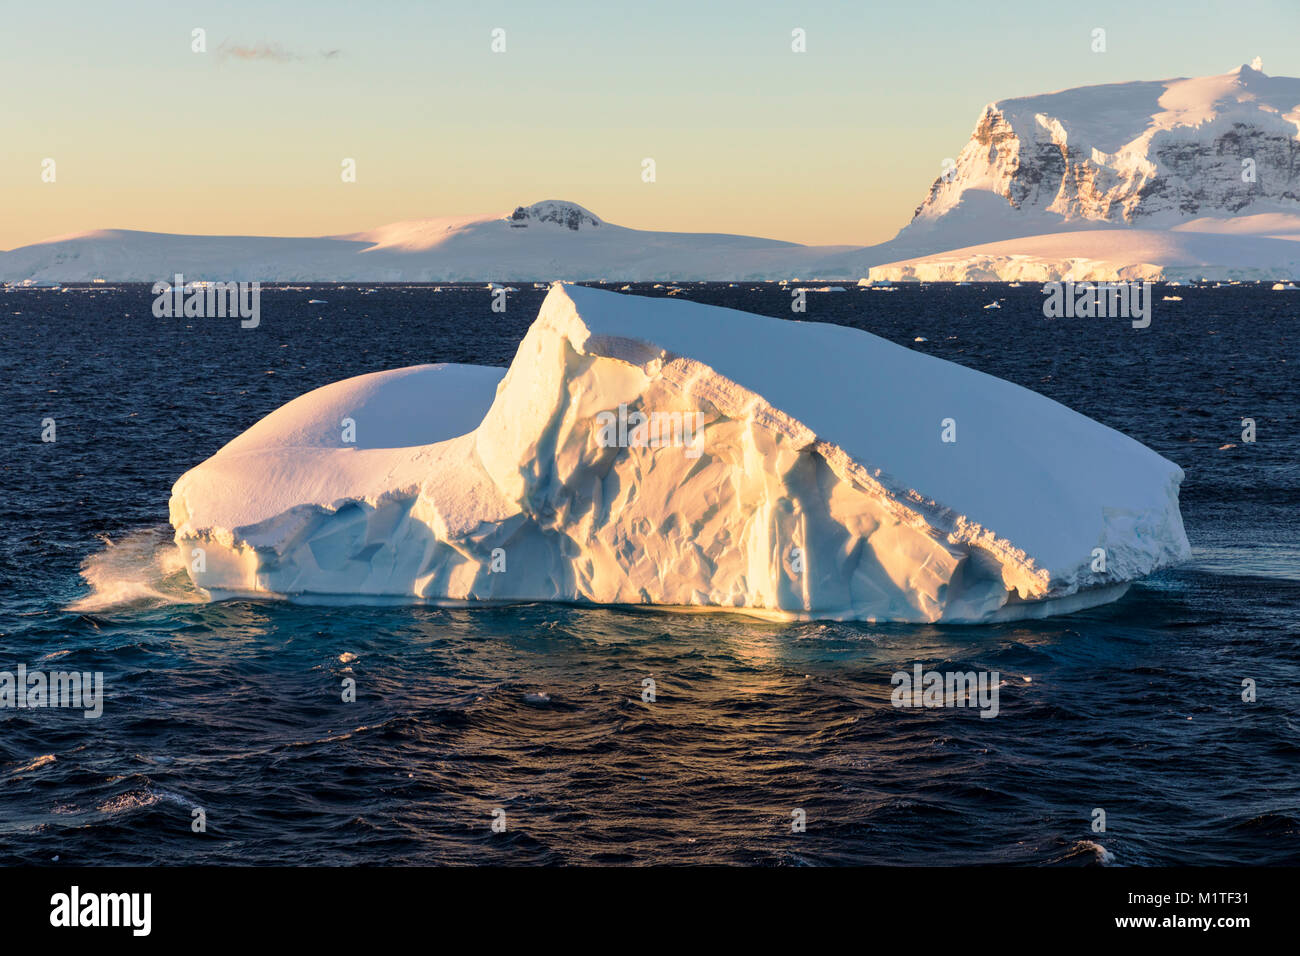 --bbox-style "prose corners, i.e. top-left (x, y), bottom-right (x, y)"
top-left (216, 42), bottom-right (341, 64)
